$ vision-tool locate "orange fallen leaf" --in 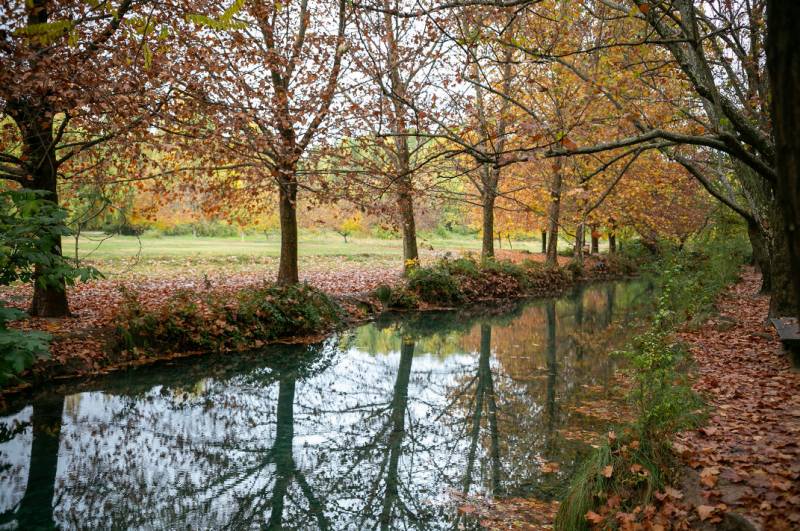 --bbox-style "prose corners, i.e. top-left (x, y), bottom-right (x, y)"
top-left (697, 505), bottom-right (716, 521)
